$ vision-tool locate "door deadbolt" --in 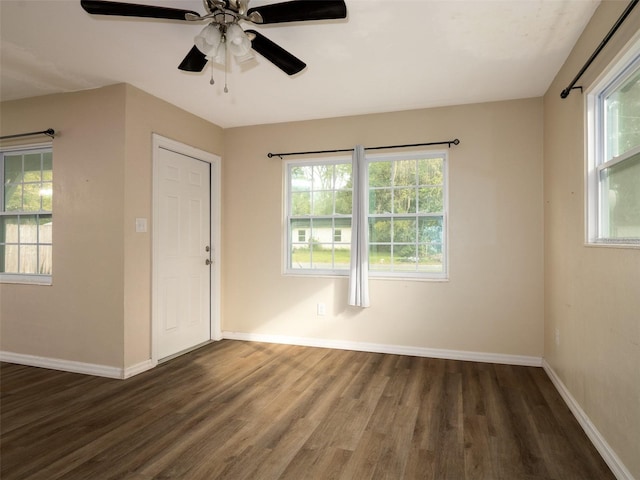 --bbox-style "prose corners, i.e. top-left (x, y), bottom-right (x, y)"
top-left (205, 246), bottom-right (210, 252)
